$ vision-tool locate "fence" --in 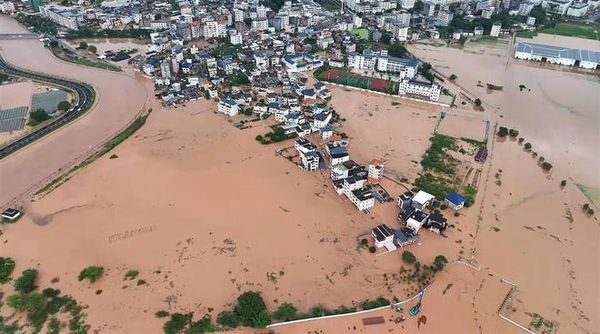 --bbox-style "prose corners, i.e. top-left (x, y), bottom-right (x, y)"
top-left (266, 288), bottom-right (427, 329)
